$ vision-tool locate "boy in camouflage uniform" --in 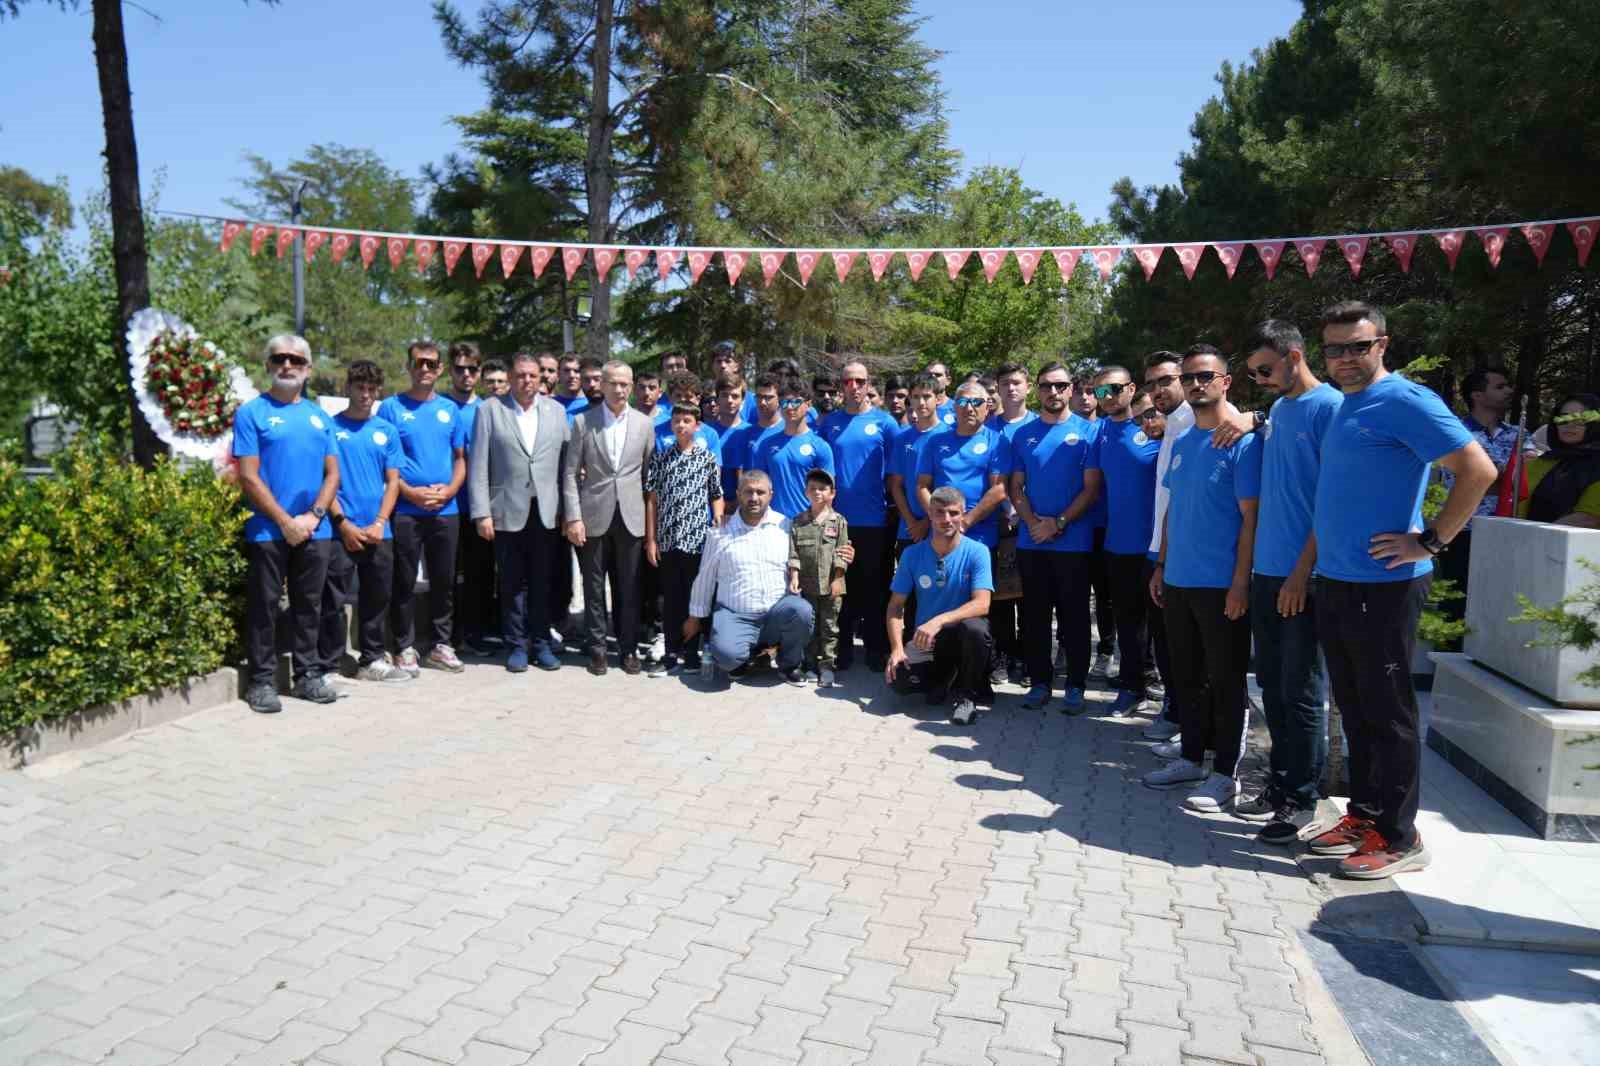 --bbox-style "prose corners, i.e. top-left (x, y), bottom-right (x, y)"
top-left (788, 469), bottom-right (854, 687)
